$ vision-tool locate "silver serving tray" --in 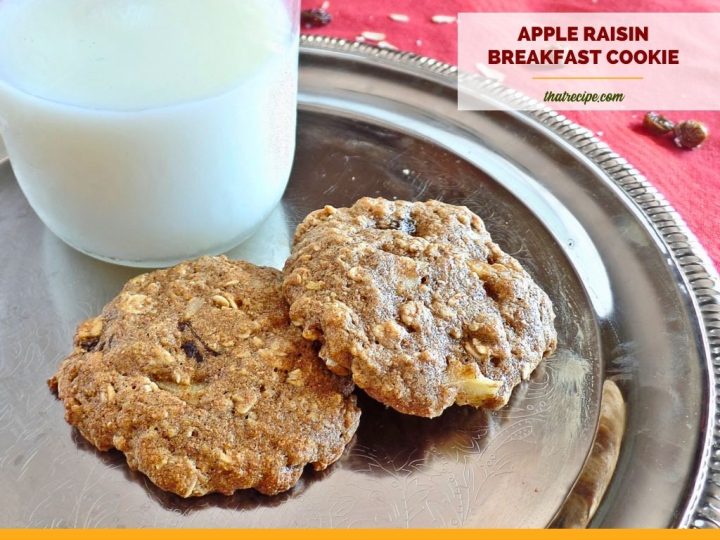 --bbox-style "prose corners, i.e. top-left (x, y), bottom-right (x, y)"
top-left (0, 37), bottom-right (718, 528)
